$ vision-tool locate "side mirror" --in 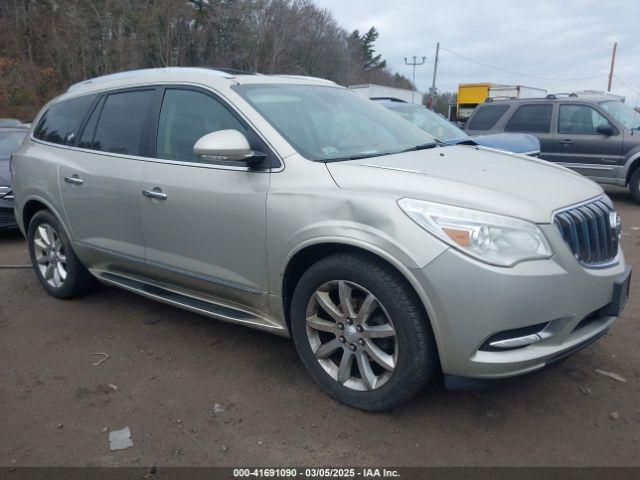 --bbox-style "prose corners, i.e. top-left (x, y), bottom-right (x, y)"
top-left (596, 124), bottom-right (614, 136)
top-left (193, 129), bottom-right (264, 164)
